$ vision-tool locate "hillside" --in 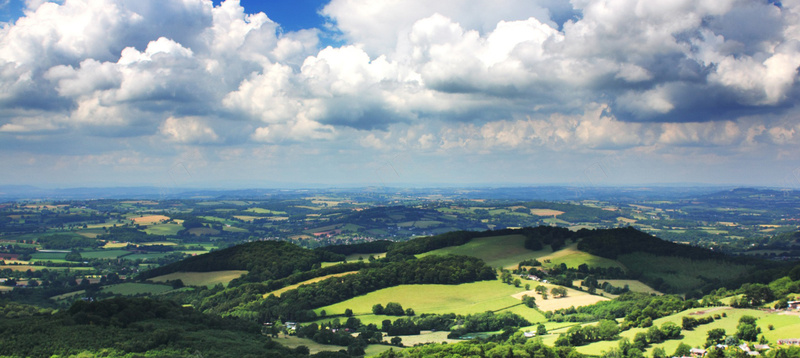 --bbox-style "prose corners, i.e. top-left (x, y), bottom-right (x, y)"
top-left (138, 240), bottom-right (345, 283)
